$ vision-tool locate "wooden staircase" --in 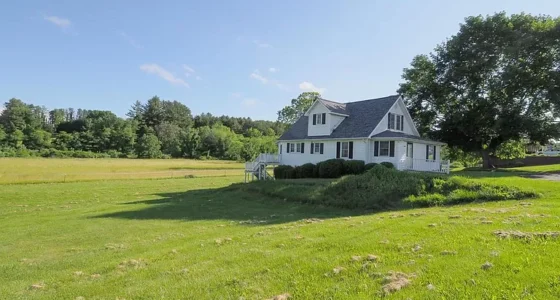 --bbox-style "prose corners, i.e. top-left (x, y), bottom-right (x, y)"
top-left (244, 153), bottom-right (279, 182)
